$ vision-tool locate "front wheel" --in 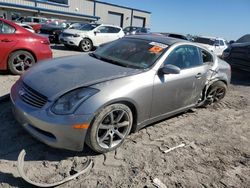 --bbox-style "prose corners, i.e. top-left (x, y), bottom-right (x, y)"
top-left (86, 104), bottom-right (133, 153)
top-left (79, 38), bottom-right (93, 52)
top-left (8, 50), bottom-right (35, 75)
